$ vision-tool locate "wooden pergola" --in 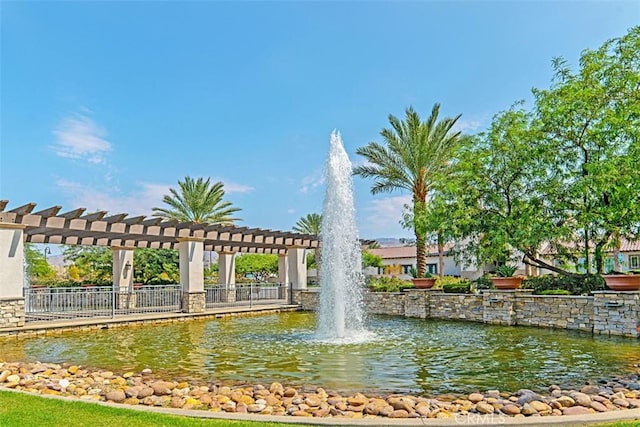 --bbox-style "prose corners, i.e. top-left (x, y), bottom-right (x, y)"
top-left (0, 200), bottom-right (318, 254)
